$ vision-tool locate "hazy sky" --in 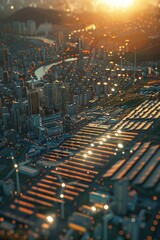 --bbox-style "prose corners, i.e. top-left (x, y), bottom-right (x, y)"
top-left (0, 0), bottom-right (159, 16)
